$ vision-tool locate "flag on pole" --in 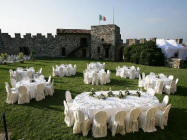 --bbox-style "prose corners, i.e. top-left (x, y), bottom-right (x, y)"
top-left (99, 15), bottom-right (106, 21)
top-left (99, 15), bottom-right (103, 21)
top-left (103, 16), bottom-right (106, 21)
